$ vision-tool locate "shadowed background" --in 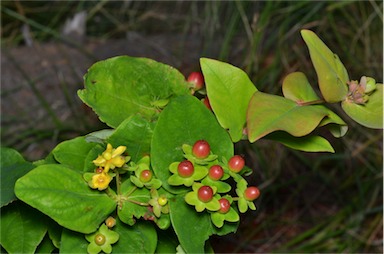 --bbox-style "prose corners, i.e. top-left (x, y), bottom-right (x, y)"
top-left (1, 1), bottom-right (383, 252)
